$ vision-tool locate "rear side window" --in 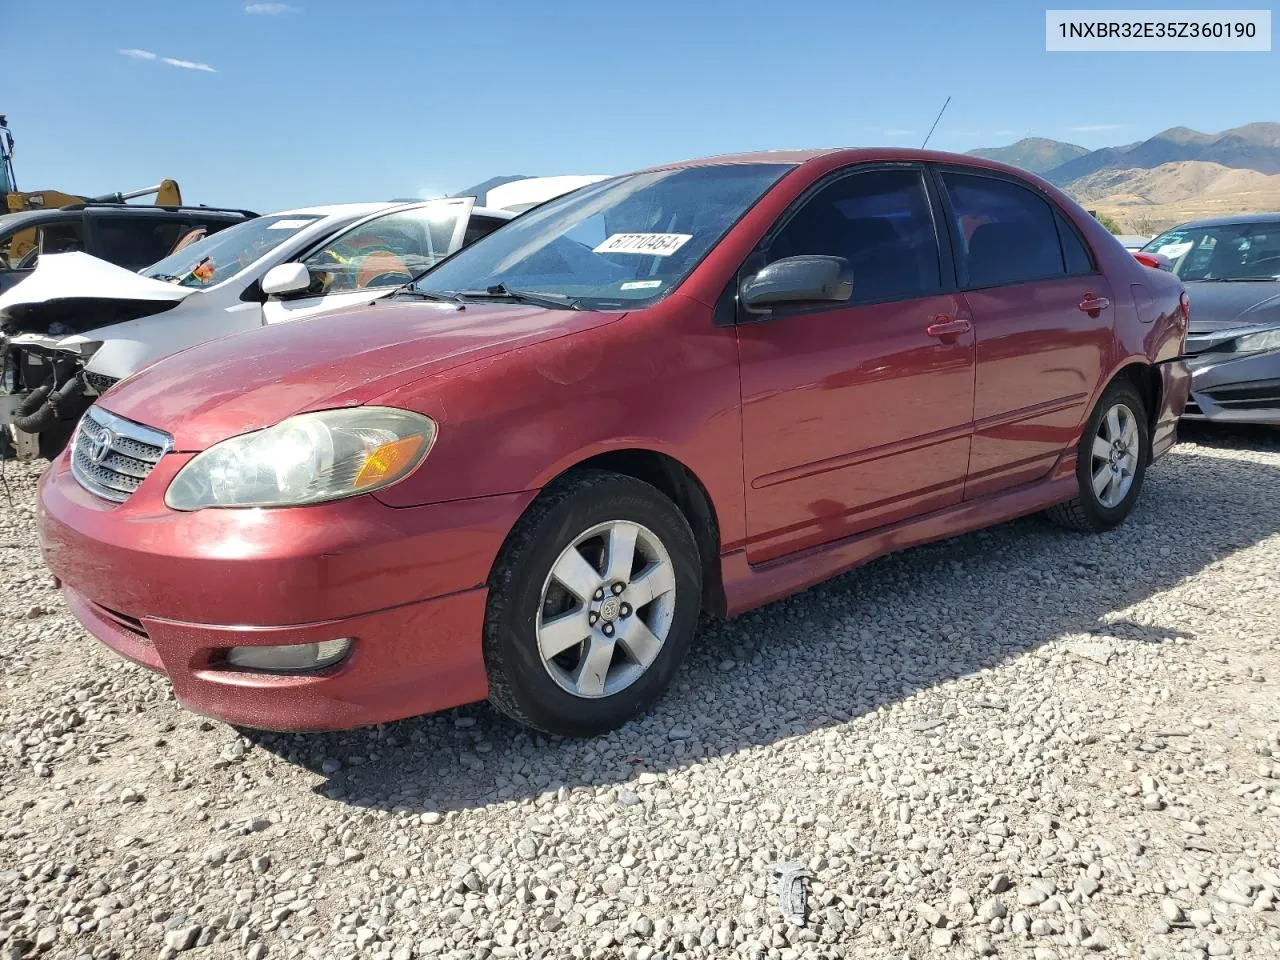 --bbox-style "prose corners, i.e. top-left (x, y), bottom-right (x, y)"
top-left (92, 216), bottom-right (190, 270)
top-left (942, 172), bottom-right (1068, 288)
top-left (462, 215), bottom-right (507, 247)
top-left (766, 167), bottom-right (942, 304)
top-left (1056, 213), bottom-right (1095, 275)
